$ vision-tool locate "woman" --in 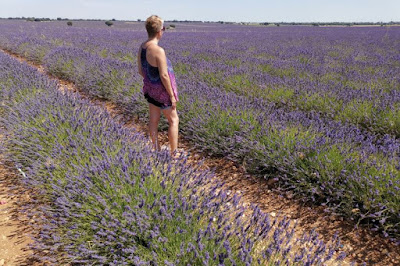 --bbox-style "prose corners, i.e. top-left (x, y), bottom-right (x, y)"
top-left (138, 15), bottom-right (179, 156)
